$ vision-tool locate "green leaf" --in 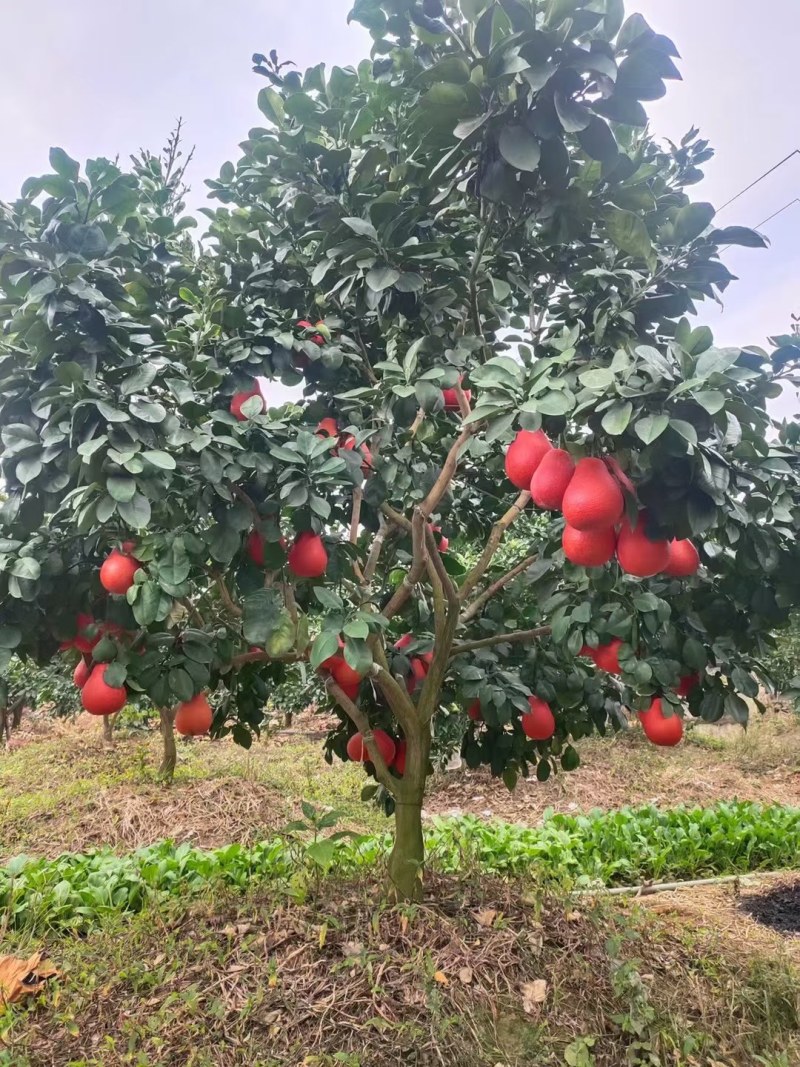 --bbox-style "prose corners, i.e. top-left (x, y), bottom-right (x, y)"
top-left (669, 419), bottom-right (698, 447)
top-left (342, 217), bottom-right (378, 241)
top-left (16, 456), bottom-right (42, 484)
top-left (311, 630), bottom-right (340, 671)
top-left (693, 390), bottom-right (725, 415)
top-left (141, 450), bottom-right (177, 470)
top-left (10, 557), bottom-right (41, 581)
top-left (593, 93), bottom-right (647, 127)
top-left (49, 147), bottom-right (79, 180)
top-left (344, 636), bottom-right (372, 676)
top-left (103, 662), bottom-right (127, 688)
top-left (707, 226), bottom-right (768, 249)
top-left (601, 401), bottom-right (633, 435)
top-left (0, 625), bottom-right (22, 649)
top-left (131, 581), bottom-right (161, 626)
top-left (169, 668), bottom-right (195, 702)
top-left (695, 347), bottom-right (740, 380)
top-left (129, 398), bottom-right (167, 424)
top-left (498, 125), bottom-right (541, 172)
top-left (160, 538), bottom-right (191, 585)
top-left (634, 414), bottom-right (669, 444)
top-left (121, 364), bottom-right (158, 395)
top-left (243, 589), bottom-right (284, 646)
top-left (366, 265), bottom-right (400, 292)
top-left (606, 208), bottom-right (654, 264)
top-left (673, 202), bottom-right (715, 244)
top-left (536, 390), bottom-right (575, 416)
top-left (117, 493), bottom-right (151, 528)
top-left (579, 368), bottom-right (614, 391)
top-left (683, 637), bottom-right (707, 670)
top-left (576, 117), bottom-right (618, 162)
top-left (106, 475), bottom-right (137, 503)
top-left (554, 91), bottom-right (591, 133)
top-left (257, 87), bottom-right (285, 126)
